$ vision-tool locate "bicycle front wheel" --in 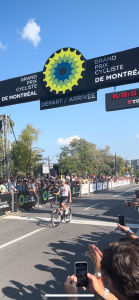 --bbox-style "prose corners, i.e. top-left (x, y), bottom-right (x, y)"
top-left (51, 209), bottom-right (61, 227)
top-left (65, 207), bottom-right (72, 223)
